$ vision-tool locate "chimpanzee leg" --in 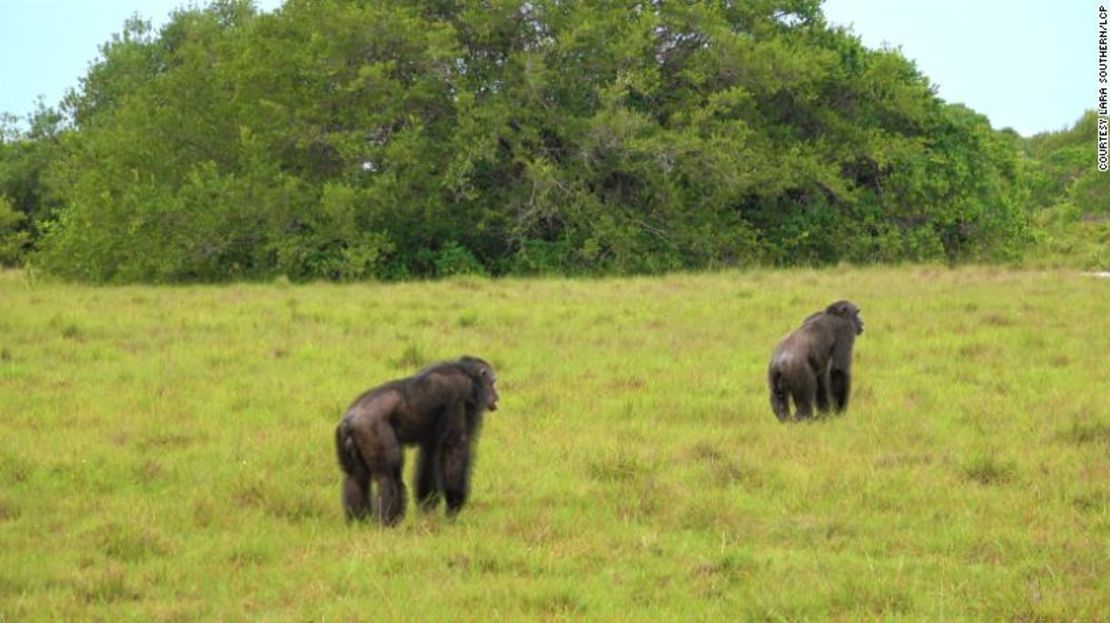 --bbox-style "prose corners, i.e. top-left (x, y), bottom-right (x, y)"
top-left (355, 419), bottom-right (406, 526)
top-left (791, 369), bottom-right (817, 421)
top-left (342, 475), bottom-right (371, 521)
